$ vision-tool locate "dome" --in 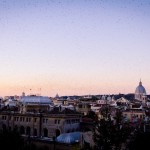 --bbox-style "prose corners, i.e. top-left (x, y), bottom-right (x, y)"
top-left (101, 95), bottom-right (106, 100)
top-left (135, 80), bottom-right (147, 101)
top-left (107, 95), bottom-right (111, 101)
top-left (56, 132), bottom-right (81, 144)
top-left (135, 81), bottom-right (146, 95)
